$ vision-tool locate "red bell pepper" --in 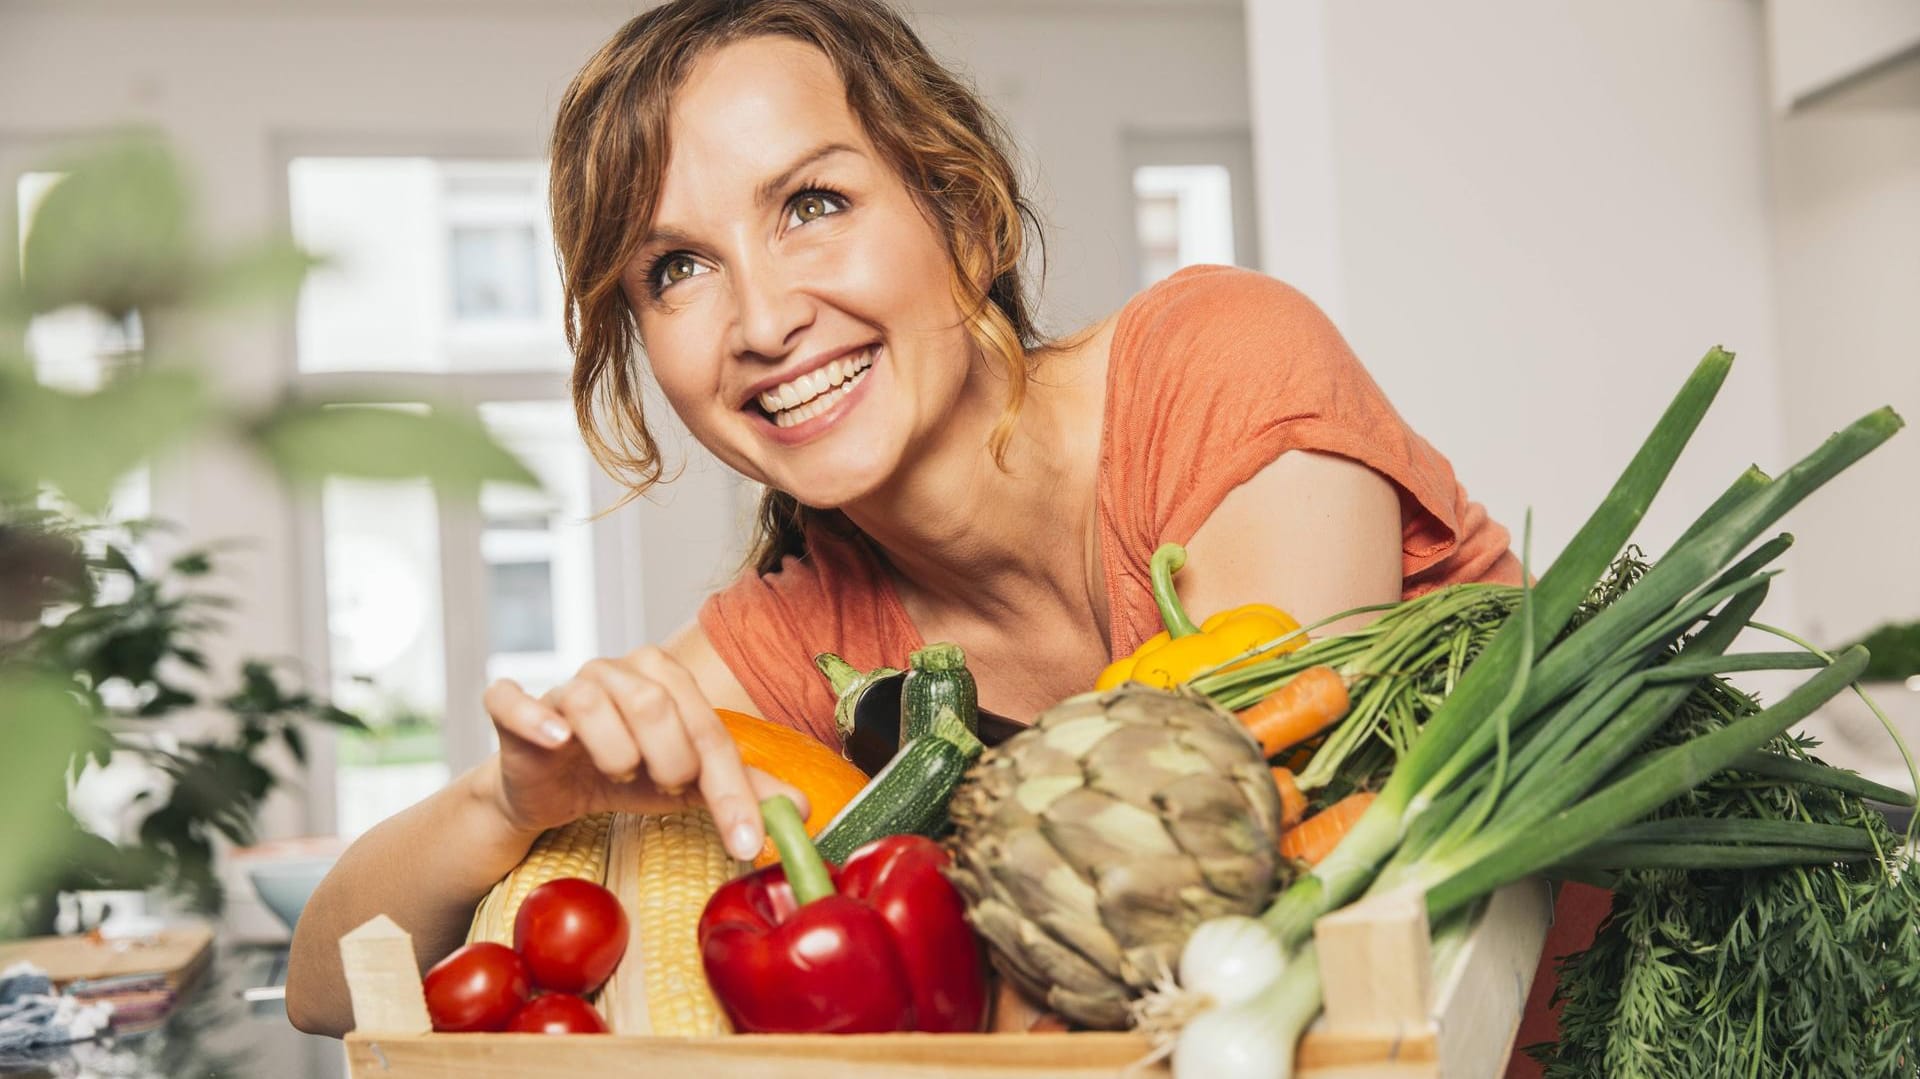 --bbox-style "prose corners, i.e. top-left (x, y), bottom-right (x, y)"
top-left (697, 796), bottom-right (987, 1035)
